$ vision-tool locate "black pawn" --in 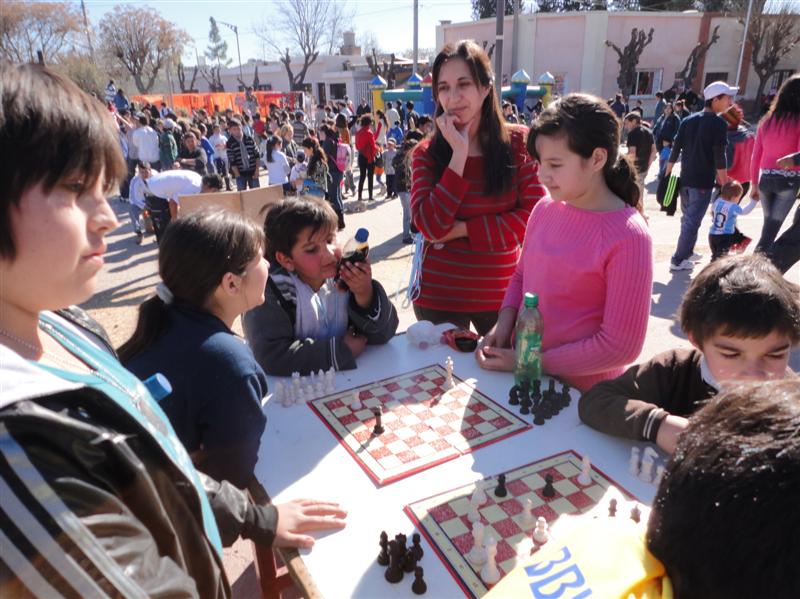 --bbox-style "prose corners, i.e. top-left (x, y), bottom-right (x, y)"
top-left (377, 531), bottom-right (389, 566)
top-left (385, 540), bottom-right (403, 583)
top-left (630, 505), bottom-right (641, 523)
top-left (608, 498), bottom-right (617, 517)
top-left (519, 390), bottom-right (532, 415)
top-left (412, 566), bottom-right (427, 595)
top-left (560, 383), bottom-right (571, 408)
top-left (494, 473), bottom-right (508, 498)
top-left (533, 402), bottom-right (546, 426)
top-left (542, 473), bottom-right (556, 498)
top-left (412, 533), bottom-right (424, 560)
top-left (547, 379), bottom-right (557, 401)
top-left (403, 546), bottom-right (418, 573)
top-left (531, 379), bottom-right (542, 408)
top-left (372, 408), bottom-right (385, 435)
top-left (508, 384), bottom-right (520, 406)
